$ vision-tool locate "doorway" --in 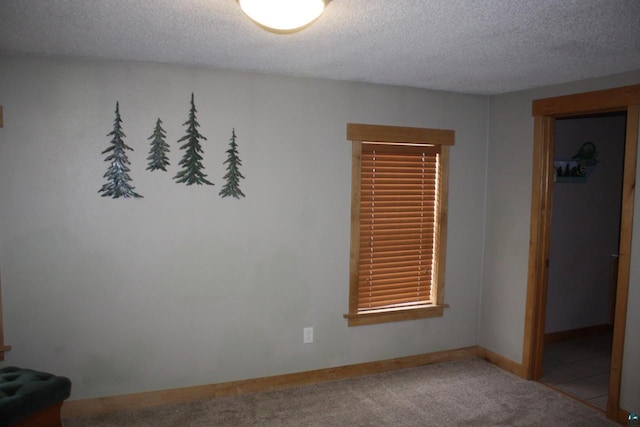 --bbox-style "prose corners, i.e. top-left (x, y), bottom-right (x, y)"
top-left (522, 84), bottom-right (640, 423)
top-left (539, 111), bottom-right (627, 410)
